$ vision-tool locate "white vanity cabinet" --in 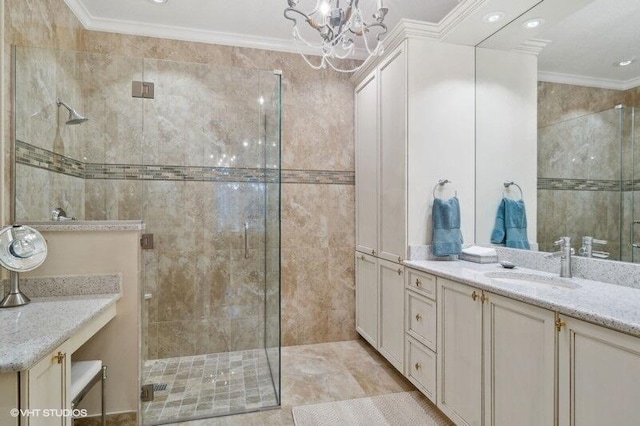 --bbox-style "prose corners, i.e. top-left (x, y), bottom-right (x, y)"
top-left (378, 258), bottom-right (405, 372)
top-left (437, 277), bottom-right (556, 426)
top-left (405, 268), bottom-right (438, 403)
top-left (21, 343), bottom-right (71, 426)
top-left (355, 71), bottom-right (378, 257)
top-left (483, 292), bottom-right (556, 426)
top-left (355, 26), bottom-right (475, 382)
top-left (355, 43), bottom-right (407, 264)
top-left (559, 316), bottom-right (640, 426)
top-left (354, 31), bottom-right (476, 264)
top-left (355, 252), bottom-right (378, 347)
top-left (354, 254), bottom-right (405, 373)
top-left (437, 278), bottom-right (483, 425)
